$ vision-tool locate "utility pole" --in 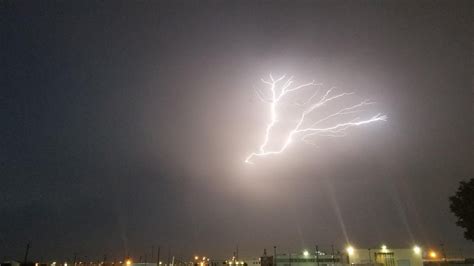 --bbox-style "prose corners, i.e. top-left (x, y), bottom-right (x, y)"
top-left (273, 246), bottom-right (276, 266)
top-left (24, 242), bottom-right (31, 264)
top-left (167, 248), bottom-right (171, 266)
top-left (73, 253), bottom-right (77, 266)
top-left (236, 245), bottom-right (239, 261)
top-left (331, 245), bottom-right (335, 265)
top-left (315, 245), bottom-right (319, 266)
